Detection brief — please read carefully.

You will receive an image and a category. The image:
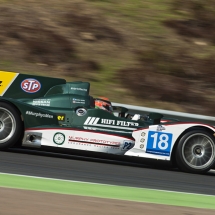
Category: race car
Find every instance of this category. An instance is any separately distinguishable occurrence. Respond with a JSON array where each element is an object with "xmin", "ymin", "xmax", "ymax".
[{"xmin": 0, "ymin": 71, "xmax": 215, "ymax": 174}]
